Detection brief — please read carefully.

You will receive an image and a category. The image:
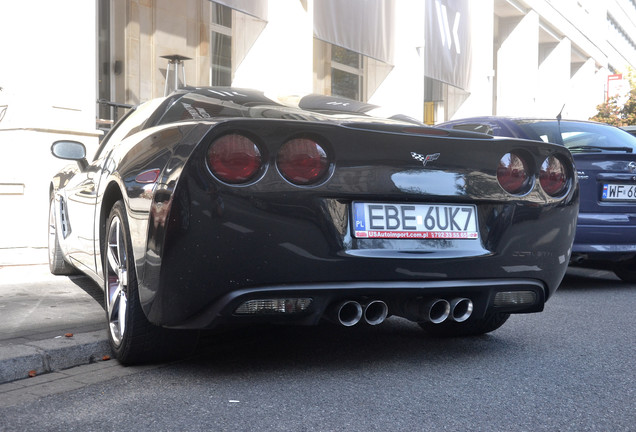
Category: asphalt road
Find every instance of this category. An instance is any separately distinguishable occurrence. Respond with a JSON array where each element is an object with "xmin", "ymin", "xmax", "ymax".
[{"xmin": 1, "ymin": 267, "xmax": 635, "ymax": 431}]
